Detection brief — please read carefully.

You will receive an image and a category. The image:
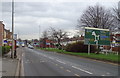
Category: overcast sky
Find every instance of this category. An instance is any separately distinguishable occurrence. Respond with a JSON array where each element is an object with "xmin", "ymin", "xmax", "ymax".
[{"xmin": 1, "ymin": 0, "xmax": 119, "ymax": 40}]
